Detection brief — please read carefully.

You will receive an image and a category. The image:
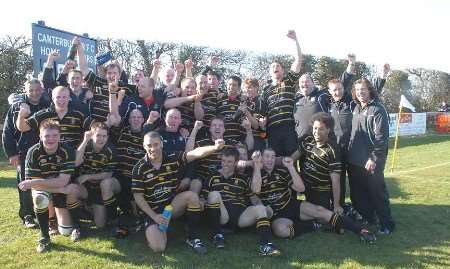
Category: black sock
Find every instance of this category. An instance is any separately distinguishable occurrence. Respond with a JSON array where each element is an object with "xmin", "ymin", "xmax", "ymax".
[
  {"xmin": 185, "ymin": 205, "xmax": 201, "ymax": 239},
  {"xmin": 67, "ymin": 201, "xmax": 82, "ymax": 229},
  {"xmin": 35, "ymin": 207, "xmax": 49, "ymax": 239},
  {"xmin": 103, "ymin": 196, "xmax": 118, "ymax": 222},
  {"xmin": 207, "ymin": 202, "xmax": 221, "ymax": 235},
  {"xmin": 256, "ymin": 217, "xmax": 271, "ymax": 245},
  {"xmin": 329, "ymin": 213, "xmax": 362, "ymax": 234},
  {"xmin": 294, "ymin": 220, "xmax": 316, "ymax": 235}
]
